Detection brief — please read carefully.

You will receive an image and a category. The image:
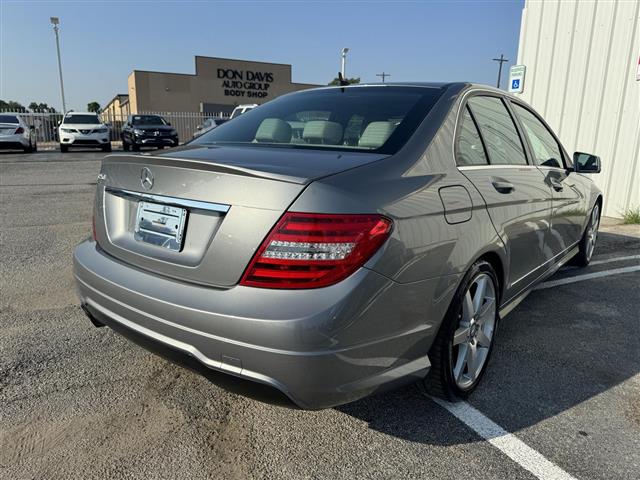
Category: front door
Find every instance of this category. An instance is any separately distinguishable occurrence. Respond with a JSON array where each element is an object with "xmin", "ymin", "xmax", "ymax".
[{"xmin": 510, "ymin": 103, "xmax": 585, "ymax": 254}]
